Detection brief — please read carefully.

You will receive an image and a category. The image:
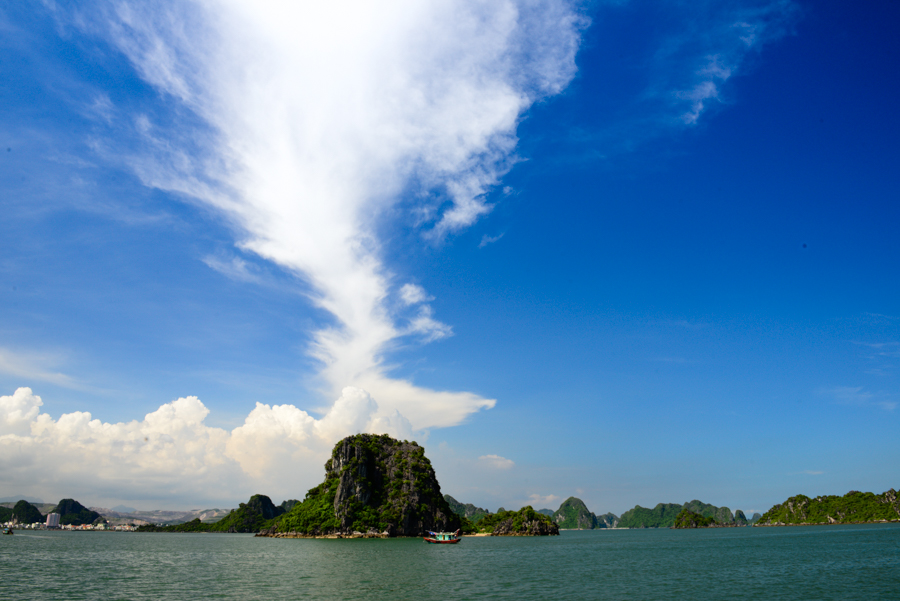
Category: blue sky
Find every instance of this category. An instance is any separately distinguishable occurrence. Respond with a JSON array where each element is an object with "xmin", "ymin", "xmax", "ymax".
[{"xmin": 1, "ymin": 0, "xmax": 898, "ymax": 515}]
